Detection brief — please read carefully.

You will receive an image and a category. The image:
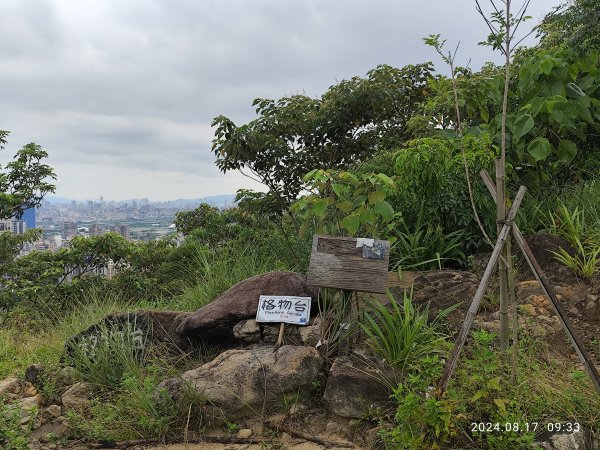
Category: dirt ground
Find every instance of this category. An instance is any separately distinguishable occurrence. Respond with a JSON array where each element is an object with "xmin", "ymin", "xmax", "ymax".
[{"xmin": 142, "ymin": 443, "xmax": 356, "ymax": 450}]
